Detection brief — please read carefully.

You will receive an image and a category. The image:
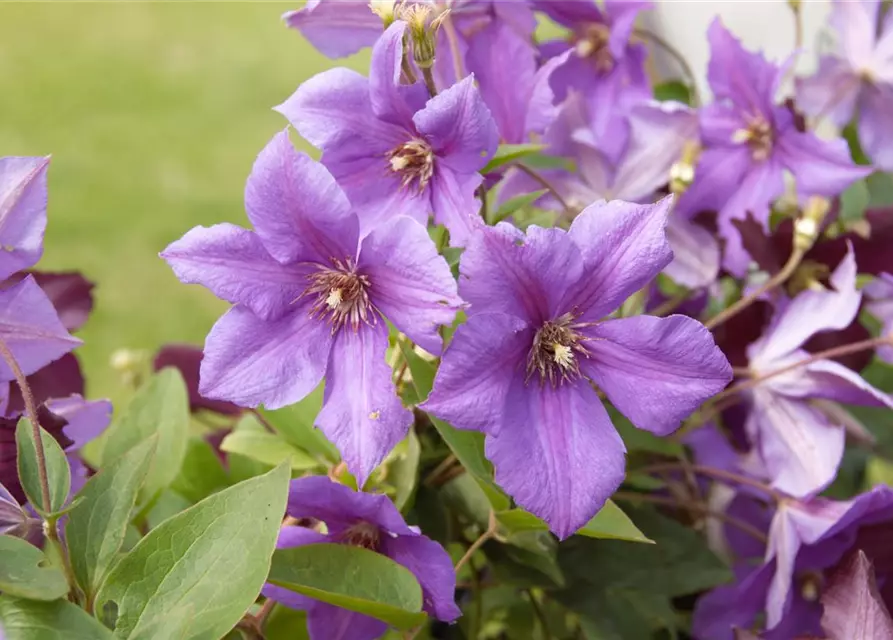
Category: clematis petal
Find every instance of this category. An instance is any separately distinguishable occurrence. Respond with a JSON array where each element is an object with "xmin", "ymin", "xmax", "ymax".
[
  {"xmin": 859, "ymin": 83, "xmax": 893, "ymax": 172},
  {"xmin": 692, "ymin": 562, "xmax": 774, "ymax": 640},
  {"xmin": 0, "ymin": 156, "xmax": 50, "ymax": 281},
  {"xmin": 329, "ymin": 154, "xmax": 431, "ymax": 234},
  {"xmin": 161, "ymin": 224, "xmax": 308, "ymax": 321},
  {"xmin": 795, "ymin": 358, "xmax": 893, "ymax": 408},
  {"xmin": 308, "ymin": 603, "xmax": 388, "ymax": 640},
  {"xmin": 564, "ymin": 196, "xmax": 674, "ymax": 322},
  {"xmin": 531, "ymin": 0, "xmax": 603, "ymax": 29},
  {"xmin": 46, "ymin": 395, "xmax": 112, "ymax": 452},
  {"xmin": 429, "ymin": 168, "xmax": 484, "ymax": 248},
  {"xmin": 604, "ymin": 0, "xmax": 652, "ymax": 59},
  {"xmin": 199, "ymin": 303, "xmax": 332, "ymax": 410},
  {"xmin": 276, "ymin": 68, "xmax": 406, "ymax": 164},
  {"xmin": 459, "ymin": 223, "xmax": 584, "ymax": 325},
  {"xmin": 282, "ymin": 0, "xmax": 382, "ymax": 59},
  {"xmin": 612, "ymin": 101, "xmax": 699, "ymax": 203},
  {"xmin": 775, "ymin": 129, "xmax": 871, "ymax": 198},
  {"xmin": 423, "ymin": 313, "xmax": 531, "ymax": 436},
  {"xmin": 466, "ymin": 20, "xmax": 539, "ymax": 144},
  {"xmin": 675, "ymin": 146, "xmax": 751, "ymax": 218},
  {"xmin": 380, "ymin": 534, "xmax": 462, "ymax": 622},
  {"xmin": 486, "ymin": 376, "xmax": 626, "ymax": 539},
  {"xmin": 706, "ymin": 18, "xmax": 785, "ymax": 116},
  {"xmin": 747, "ymin": 387, "xmax": 845, "ymax": 498},
  {"xmin": 262, "ymin": 525, "xmax": 334, "ymax": 611},
  {"xmin": 316, "ymin": 323, "xmax": 411, "ymax": 487},
  {"xmin": 750, "ymin": 246, "xmax": 860, "ymax": 365},
  {"xmin": 821, "ymin": 550, "xmax": 893, "ymax": 640},
  {"xmin": 580, "ymin": 315, "xmax": 731, "ymax": 436},
  {"xmin": 24, "ymin": 271, "xmax": 94, "ymax": 333},
  {"xmin": 829, "ymin": 0, "xmax": 881, "ymax": 70},
  {"xmin": 0, "ymin": 276, "xmax": 80, "ymax": 381},
  {"xmin": 245, "ymin": 131, "xmax": 359, "ymax": 265},
  {"xmin": 369, "ymin": 21, "xmax": 430, "ymax": 129},
  {"xmin": 283, "ymin": 476, "xmax": 415, "ymax": 537},
  {"xmin": 663, "ymin": 215, "xmax": 721, "ymax": 289},
  {"xmin": 795, "ymin": 57, "xmax": 862, "ymax": 127},
  {"xmin": 359, "ymin": 216, "xmax": 460, "ymax": 355},
  {"xmin": 414, "ymin": 75, "xmax": 498, "ymax": 174}
]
